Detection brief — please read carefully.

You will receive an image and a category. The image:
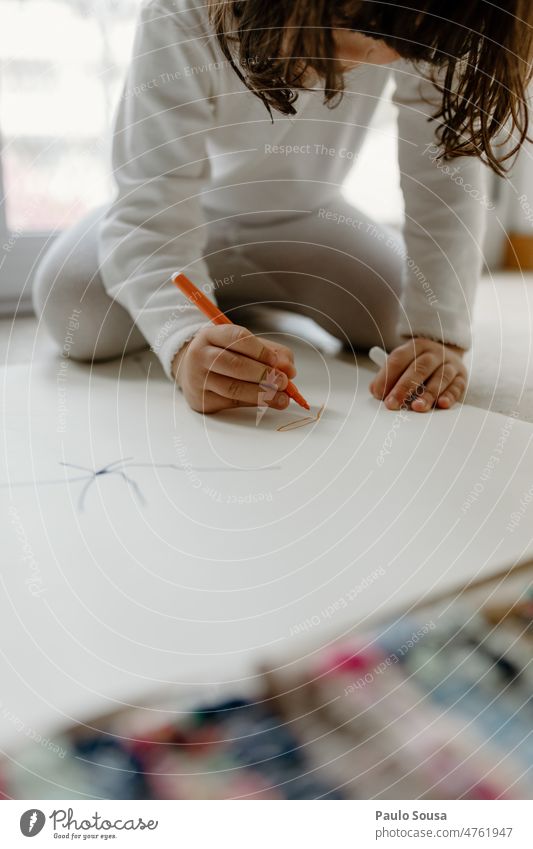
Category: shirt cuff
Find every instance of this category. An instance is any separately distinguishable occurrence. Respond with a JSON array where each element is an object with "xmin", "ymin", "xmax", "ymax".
[{"xmin": 396, "ymin": 308, "xmax": 472, "ymax": 351}]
